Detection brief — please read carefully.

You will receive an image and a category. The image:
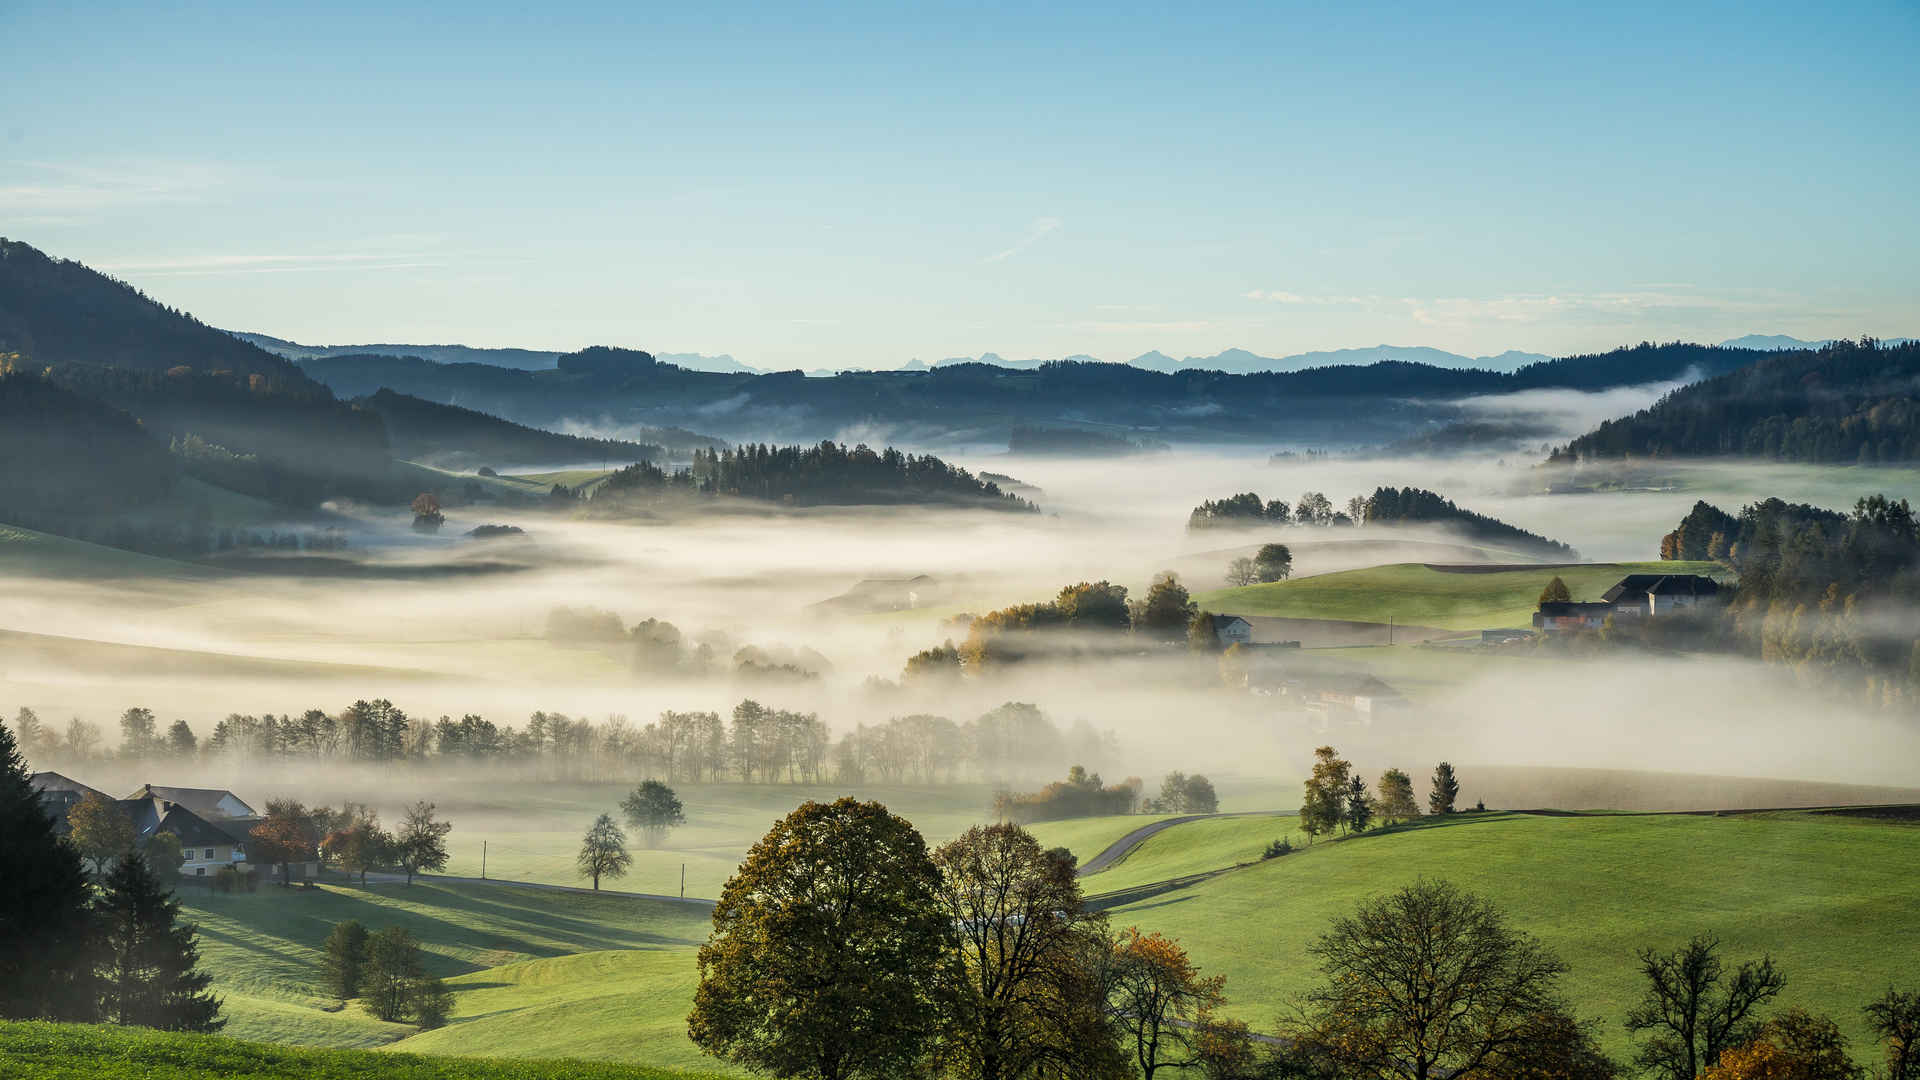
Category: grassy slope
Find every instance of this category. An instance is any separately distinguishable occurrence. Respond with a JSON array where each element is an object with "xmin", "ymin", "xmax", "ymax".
[
  {"xmin": 1110, "ymin": 811, "xmax": 1920, "ymax": 1055},
  {"xmin": 391, "ymin": 950, "xmax": 730, "ymax": 1074},
  {"xmin": 1194, "ymin": 560, "xmax": 1725, "ymax": 630},
  {"xmin": 1024, "ymin": 813, "xmax": 1178, "ymax": 864},
  {"xmin": 1080, "ymin": 813, "xmax": 1299, "ymax": 894},
  {"xmin": 0, "ymin": 522, "xmax": 221, "ymax": 580},
  {"xmin": 0, "ymin": 1020, "xmax": 724, "ymax": 1080},
  {"xmin": 180, "ymin": 881, "xmax": 710, "ymax": 1049}
]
